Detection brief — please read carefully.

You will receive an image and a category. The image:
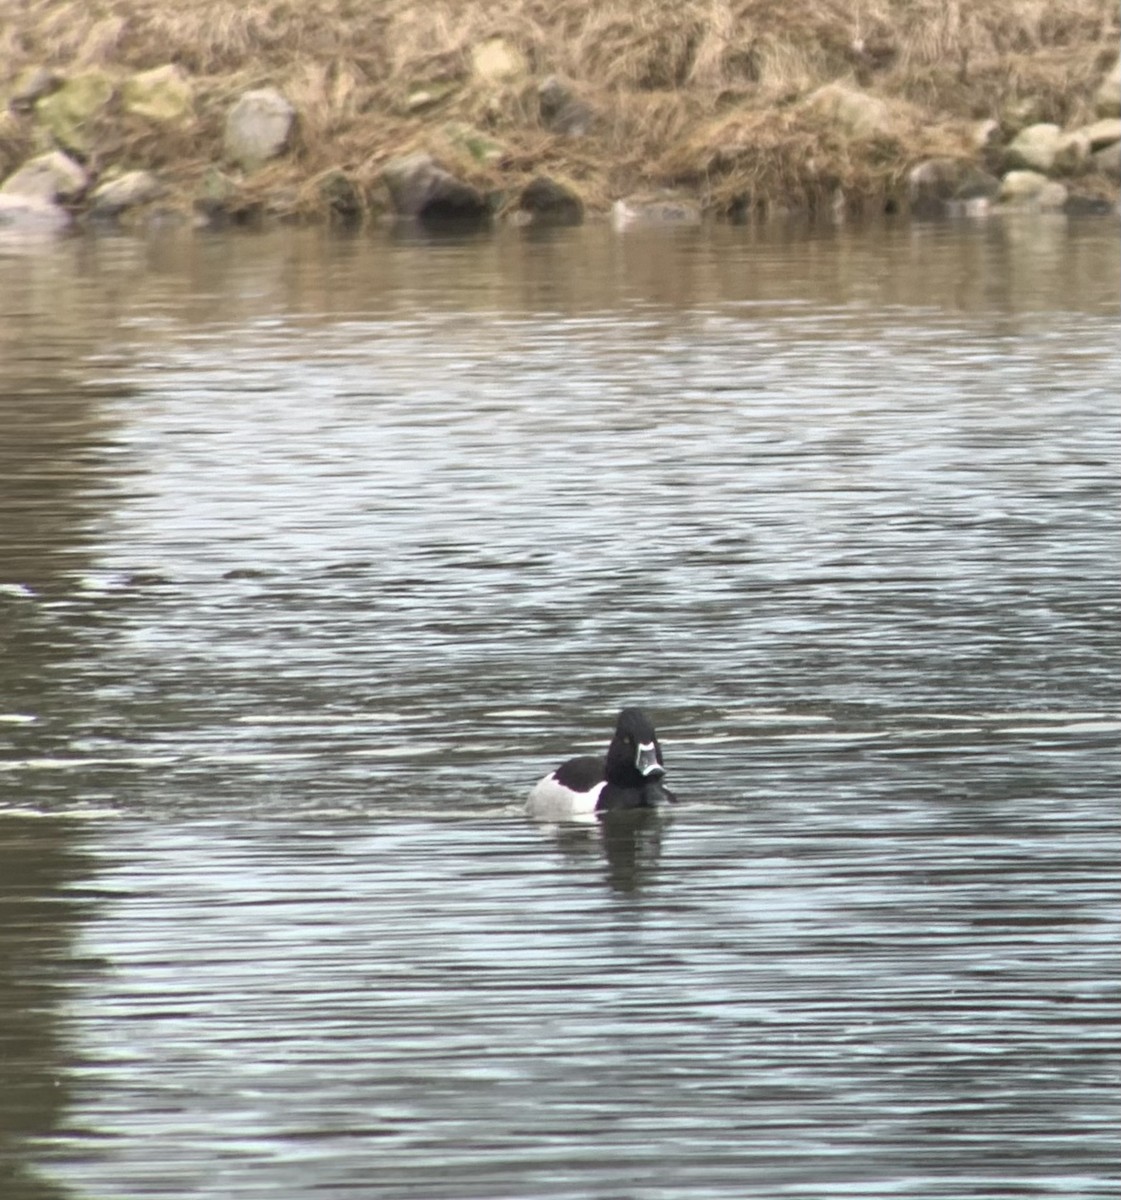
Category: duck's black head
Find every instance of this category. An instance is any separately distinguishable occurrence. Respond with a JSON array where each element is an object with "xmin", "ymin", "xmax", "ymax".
[{"xmin": 605, "ymin": 707, "xmax": 666, "ymax": 788}]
